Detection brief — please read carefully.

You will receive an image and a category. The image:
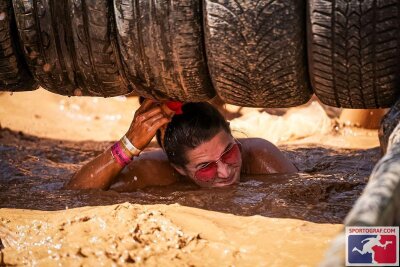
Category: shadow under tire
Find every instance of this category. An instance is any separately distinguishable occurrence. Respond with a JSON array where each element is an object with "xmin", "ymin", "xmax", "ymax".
[
  {"xmin": 308, "ymin": 0, "xmax": 400, "ymax": 108},
  {"xmin": 203, "ymin": 0, "xmax": 311, "ymax": 107},
  {"xmin": 114, "ymin": 0, "xmax": 214, "ymax": 101},
  {"xmin": 0, "ymin": 0, "xmax": 37, "ymax": 92}
]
